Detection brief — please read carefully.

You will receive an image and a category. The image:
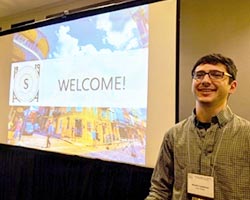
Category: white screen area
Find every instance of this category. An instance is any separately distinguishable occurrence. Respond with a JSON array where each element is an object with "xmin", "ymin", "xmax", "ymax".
[{"xmin": 0, "ymin": 0, "xmax": 176, "ymax": 167}]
